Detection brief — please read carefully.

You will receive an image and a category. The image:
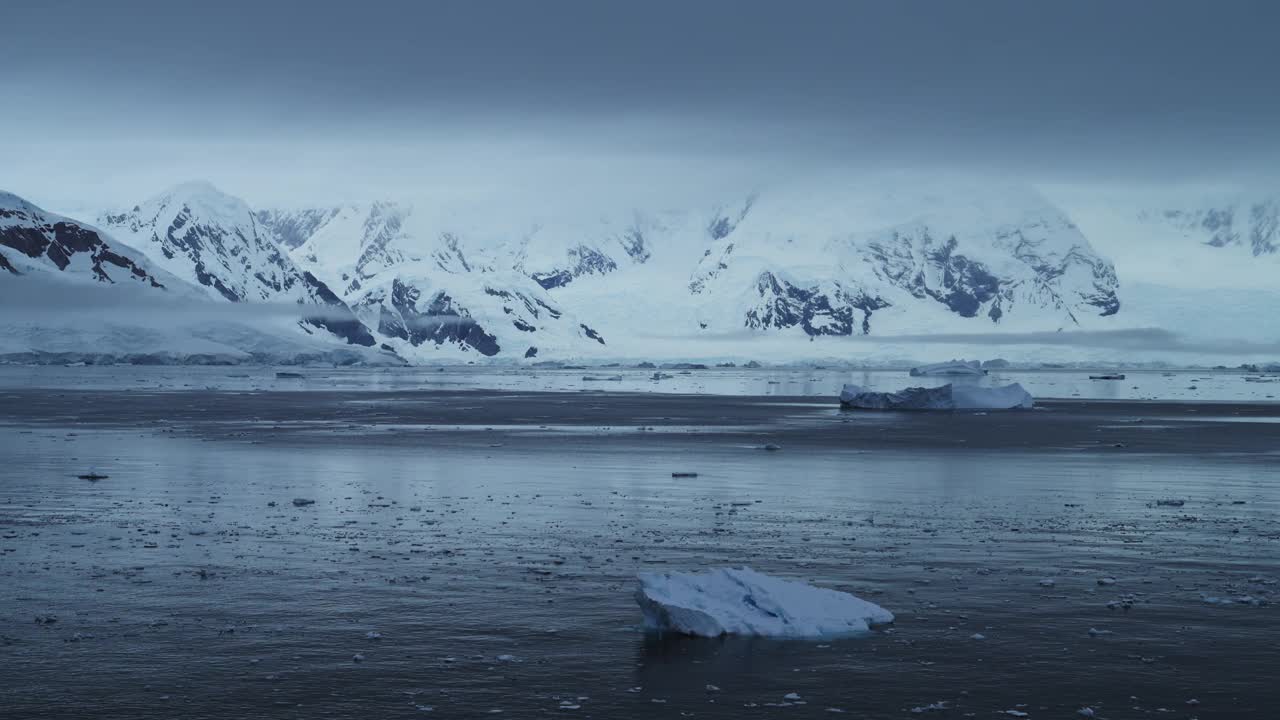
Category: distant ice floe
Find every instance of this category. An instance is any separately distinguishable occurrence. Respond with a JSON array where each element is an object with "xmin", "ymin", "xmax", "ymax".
[
  {"xmin": 635, "ymin": 567, "xmax": 893, "ymax": 638},
  {"xmin": 839, "ymin": 382, "xmax": 1033, "ymax": 410},
  {"xmin": 908, "ymin": 359, "xmax": 988, "ymax": 377}
]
